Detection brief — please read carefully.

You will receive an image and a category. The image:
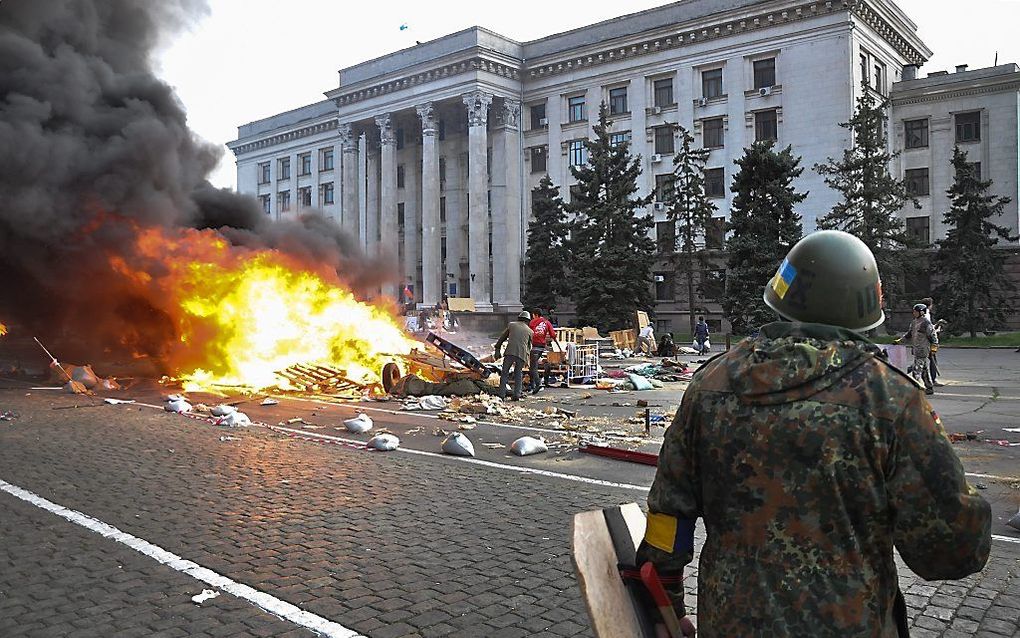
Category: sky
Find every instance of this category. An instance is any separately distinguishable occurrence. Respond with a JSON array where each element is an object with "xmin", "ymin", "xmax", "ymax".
[{"xmin": 155, "ymin": 0, "xmax": 1020, "ymax": 190}]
